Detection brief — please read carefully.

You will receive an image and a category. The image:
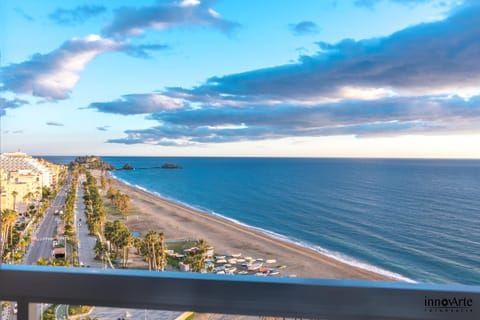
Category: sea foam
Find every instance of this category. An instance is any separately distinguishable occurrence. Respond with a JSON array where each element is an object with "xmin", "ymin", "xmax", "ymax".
[{"xmin": 111, "ymin": 173, "xmax": 416, "ymax": 283}]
